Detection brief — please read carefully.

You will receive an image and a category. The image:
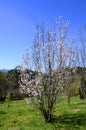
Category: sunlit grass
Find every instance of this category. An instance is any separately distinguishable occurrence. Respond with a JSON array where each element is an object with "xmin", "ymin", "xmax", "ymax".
[{"xmin": 0, "ymin": 96, "xmax": 86, "ymax": 130}]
